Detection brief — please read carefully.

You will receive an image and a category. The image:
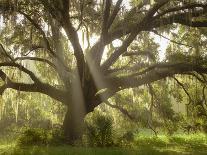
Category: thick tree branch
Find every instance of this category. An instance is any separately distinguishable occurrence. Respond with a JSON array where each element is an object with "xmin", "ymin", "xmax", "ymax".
[
  {"xmin": 106, "ymin": 0, "xmax": 123, "ymax": 30},
  {"xmin": 14, "ymin": 57, "xmax": 57, "ymax": 70},
  {"xmin": 152, "ymin": 7, "xmax": 207, "ymax": 28},
  {"xmin": 101, "ymin": 26, "xmax": 143, "ymax": 71},
  {"xmin": 90, "ymin": 0, "xmax": 112, "ymax": 66},
  {"xmin": 61, "ymin": 0, "xmax": 69, "ymax": 16},
  {"xmin": 17, "ymin": 10, "xmax": 70, "ymax": 73},
  {"xmin": 18, "ymin": 11, "xmax": 56, "ymax": 57},
  {"xmin": 105, "ymin": 4, "xmax": 207, "ymax": 47},
  {"xmin": 0, "ymin": 62, "xmax": 40, "ymax": 83},
  {"xmin": 105, "ymin": 100, "xmax": 135, "ymax": 120},
  {"xmin": 151, "ymin": 30, "xmax": 193, "ymax": 48},
  {"xmin": 123, "ymin": 50, "xmax": 156, "ymax": 61},
  {"xmin": 0, "ymin": 43, "xmax": 14, "ymax": 61},
  {"xmin": 101, "ymin": 1, "xmax": 169, "ymax": 71},
  {"xmin": 107, "ymin": 62, "xmax": 150, "ymax": 74},
  {"xmin": 40, "ymin": 0, "xmax": 85, "ymax": 83},
  {"xmin": 102, "ymin": 0, "xmax": 112, "ymax": 36},
  {"xmin": 76, "ymin": 0, "xmax": 85, "ymax": 31},
  {"xmin": 0, "ymin": 69, "xmax": 68, "ymax": 103},
  {"xmin": 185, "ymin": 72, "xmax": 206, "ymax": 84},
  {"xmin": 107, "ymin": 62, "xmax": 207, "ymax": 90},
  {"xmin": 155, "ymin": 3, "xmax": 207, "ymax": 19},
  {"xmin": 61, "ymin": 18, "xmax": 85, "ymax": 83}
]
